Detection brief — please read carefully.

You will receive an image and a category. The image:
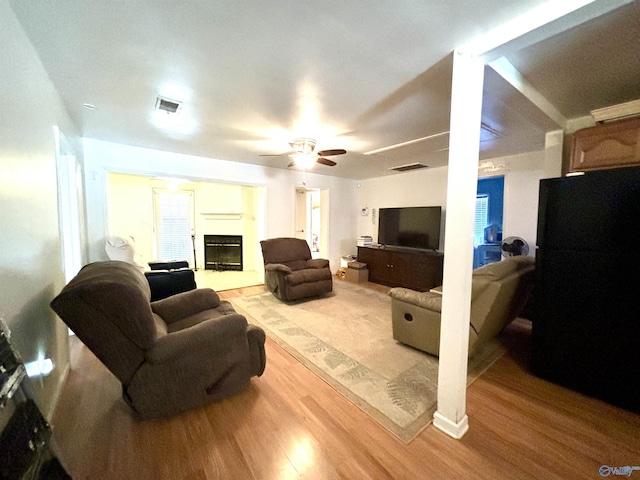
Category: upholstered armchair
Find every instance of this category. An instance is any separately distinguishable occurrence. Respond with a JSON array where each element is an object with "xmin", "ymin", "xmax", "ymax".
[
  {"xmin": 389, "ymin": 256, "xmax": 535, "ymax": 357},
  {"xmin": 105, "ymin": 235, "xmax": 196, "ymax": 300},
  {"xmin": 144, "ymin": 264, "xmax": 197, "ymax": 301},
  {"xmin": 50, "ymin": 261, "xmax": 266, "ymax": 419},
  {"xmin": 260, "ymin": 237, "xmax": 333, "ymax": 302}
]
